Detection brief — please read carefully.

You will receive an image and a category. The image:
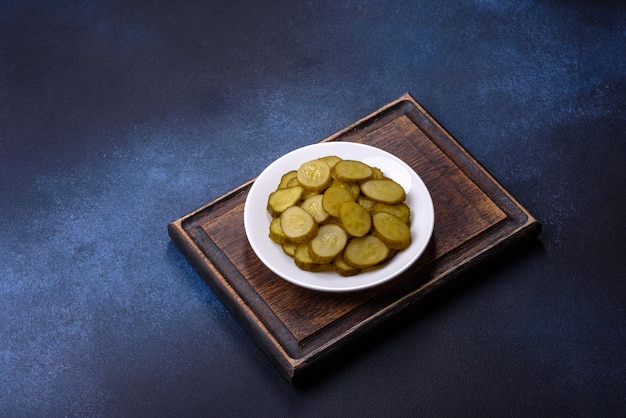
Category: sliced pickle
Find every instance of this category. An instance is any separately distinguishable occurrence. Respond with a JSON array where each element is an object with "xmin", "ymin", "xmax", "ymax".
[
  {"xmin": 267, "ymin": 185, "xmax": 304, "ymax": 217},
  {"xmin": 334, "ymin": 253, "xmax": 361, "ymax": 277},
  {"xmin": 280, "ymin": 206, "xmax": 318, "ymax": 243},
  {"xmin": 372, "ymin": 212, "xmax": 411, "ymax": 250},
  {"xmin": 360, "ymin": 179, "xmax": 405, "ymax": 204},
  {"xmin": 339, "ymin": 201, "xmax": 372, "ymax": 237},
  {"xmin": 300, "ymin": 194, "xmax": 330, "ymax": 224},
  {"xmin": 269, "ymin": 217, "xmax": 289, "ymax": 244},
  {"xmin": 297, "ymin": 159, "xmax": 331, "ymax": 192},
  {"xmin": 294, "ymin": 243, "xmax": 319, "ymax": 271},
  {"xmin": 308, "ymin": 224, "xmax": 348, "ymax": 264},
  {"xmin": 322, "ymin": 186, "xmax": 355, "ymax": 217},
  {"xmin": 332, "ymin": 160, "xmax": 373, "ymax": 182},
  {"xmin": 343, "ymin": 235, "xmax": 390, "ymax": 268},
  {"xmin": 373, "ymin": 202, "xmax": 411, "ymax": 224},
  {"xmin": 277, "ymin": 170, "xmax": 298, "ymax": 189}
]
